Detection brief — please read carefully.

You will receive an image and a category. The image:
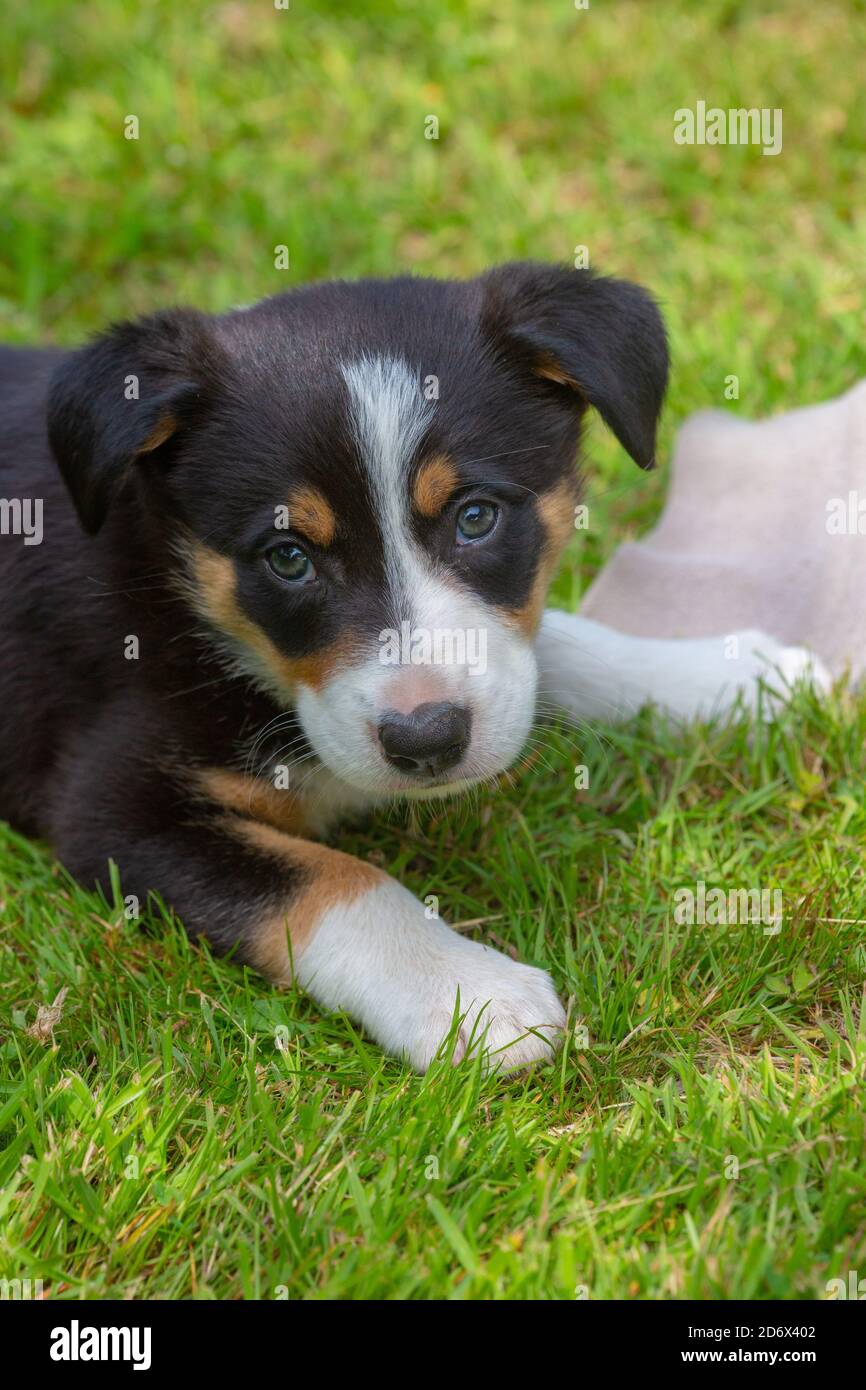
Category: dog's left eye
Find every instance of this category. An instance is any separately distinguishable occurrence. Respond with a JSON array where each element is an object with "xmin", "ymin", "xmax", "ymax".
[
  {"xmin": 456, "ymin": 500, "xmax": 499, "ymax": 544},
  {"xmin": 267, "ymin": 543, "xmax": 316, "ymax": 584}
]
